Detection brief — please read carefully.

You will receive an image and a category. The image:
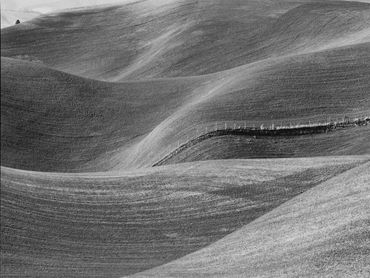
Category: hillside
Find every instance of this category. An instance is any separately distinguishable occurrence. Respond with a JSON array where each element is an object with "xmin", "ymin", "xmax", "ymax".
[
  {"xmin": 1, "ymin": 57, "xmax": 206, "ymax": 171},
  {"xmin": 1, "ymin": 156, "xmax": 367, "ymax": 278},
  {"xmin": 1, "ymin": 39, "xmax": 370, "ymax": 172},
  {"xmin": 128, "ymin": 42, "xmax": 370, "ymax": 169},
  {"xmin": 2, "ymin": 39, "xmax": 370, "ymax": 171},
  {"xmin": 130, "ymin": 161, "xmax": 370, "ymax": 278},
  {"xmin": 2, "ymin": 1, "xmax": 369, "ymax": 80},
  {"xmin": 1, "ymin": 0, "xmax": 370, "ymax": 277},
  {"xmin": 1, "ymin": 0, "xmax": 136, "ymax": 28}
]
